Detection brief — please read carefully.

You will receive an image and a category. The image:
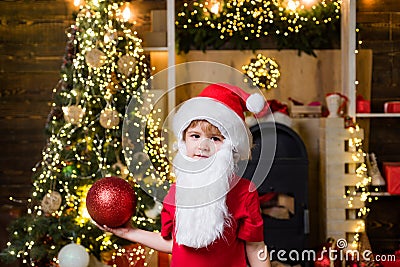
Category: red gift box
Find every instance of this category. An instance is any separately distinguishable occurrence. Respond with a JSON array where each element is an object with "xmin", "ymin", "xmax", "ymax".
[
  {"xmin": 383, "ymin": 162, "xmax": 400, "ymax": 195},
  {"xmin": 356, "ymin": 99, "xmax": 371, "ymax": 113},
  {"xmin": 356, "ymin": 95, "xmax": 371, "ymax": 113},
  {"xmin": 384, "ymin": 101, "xmax": 400, "ymax": 113}
]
